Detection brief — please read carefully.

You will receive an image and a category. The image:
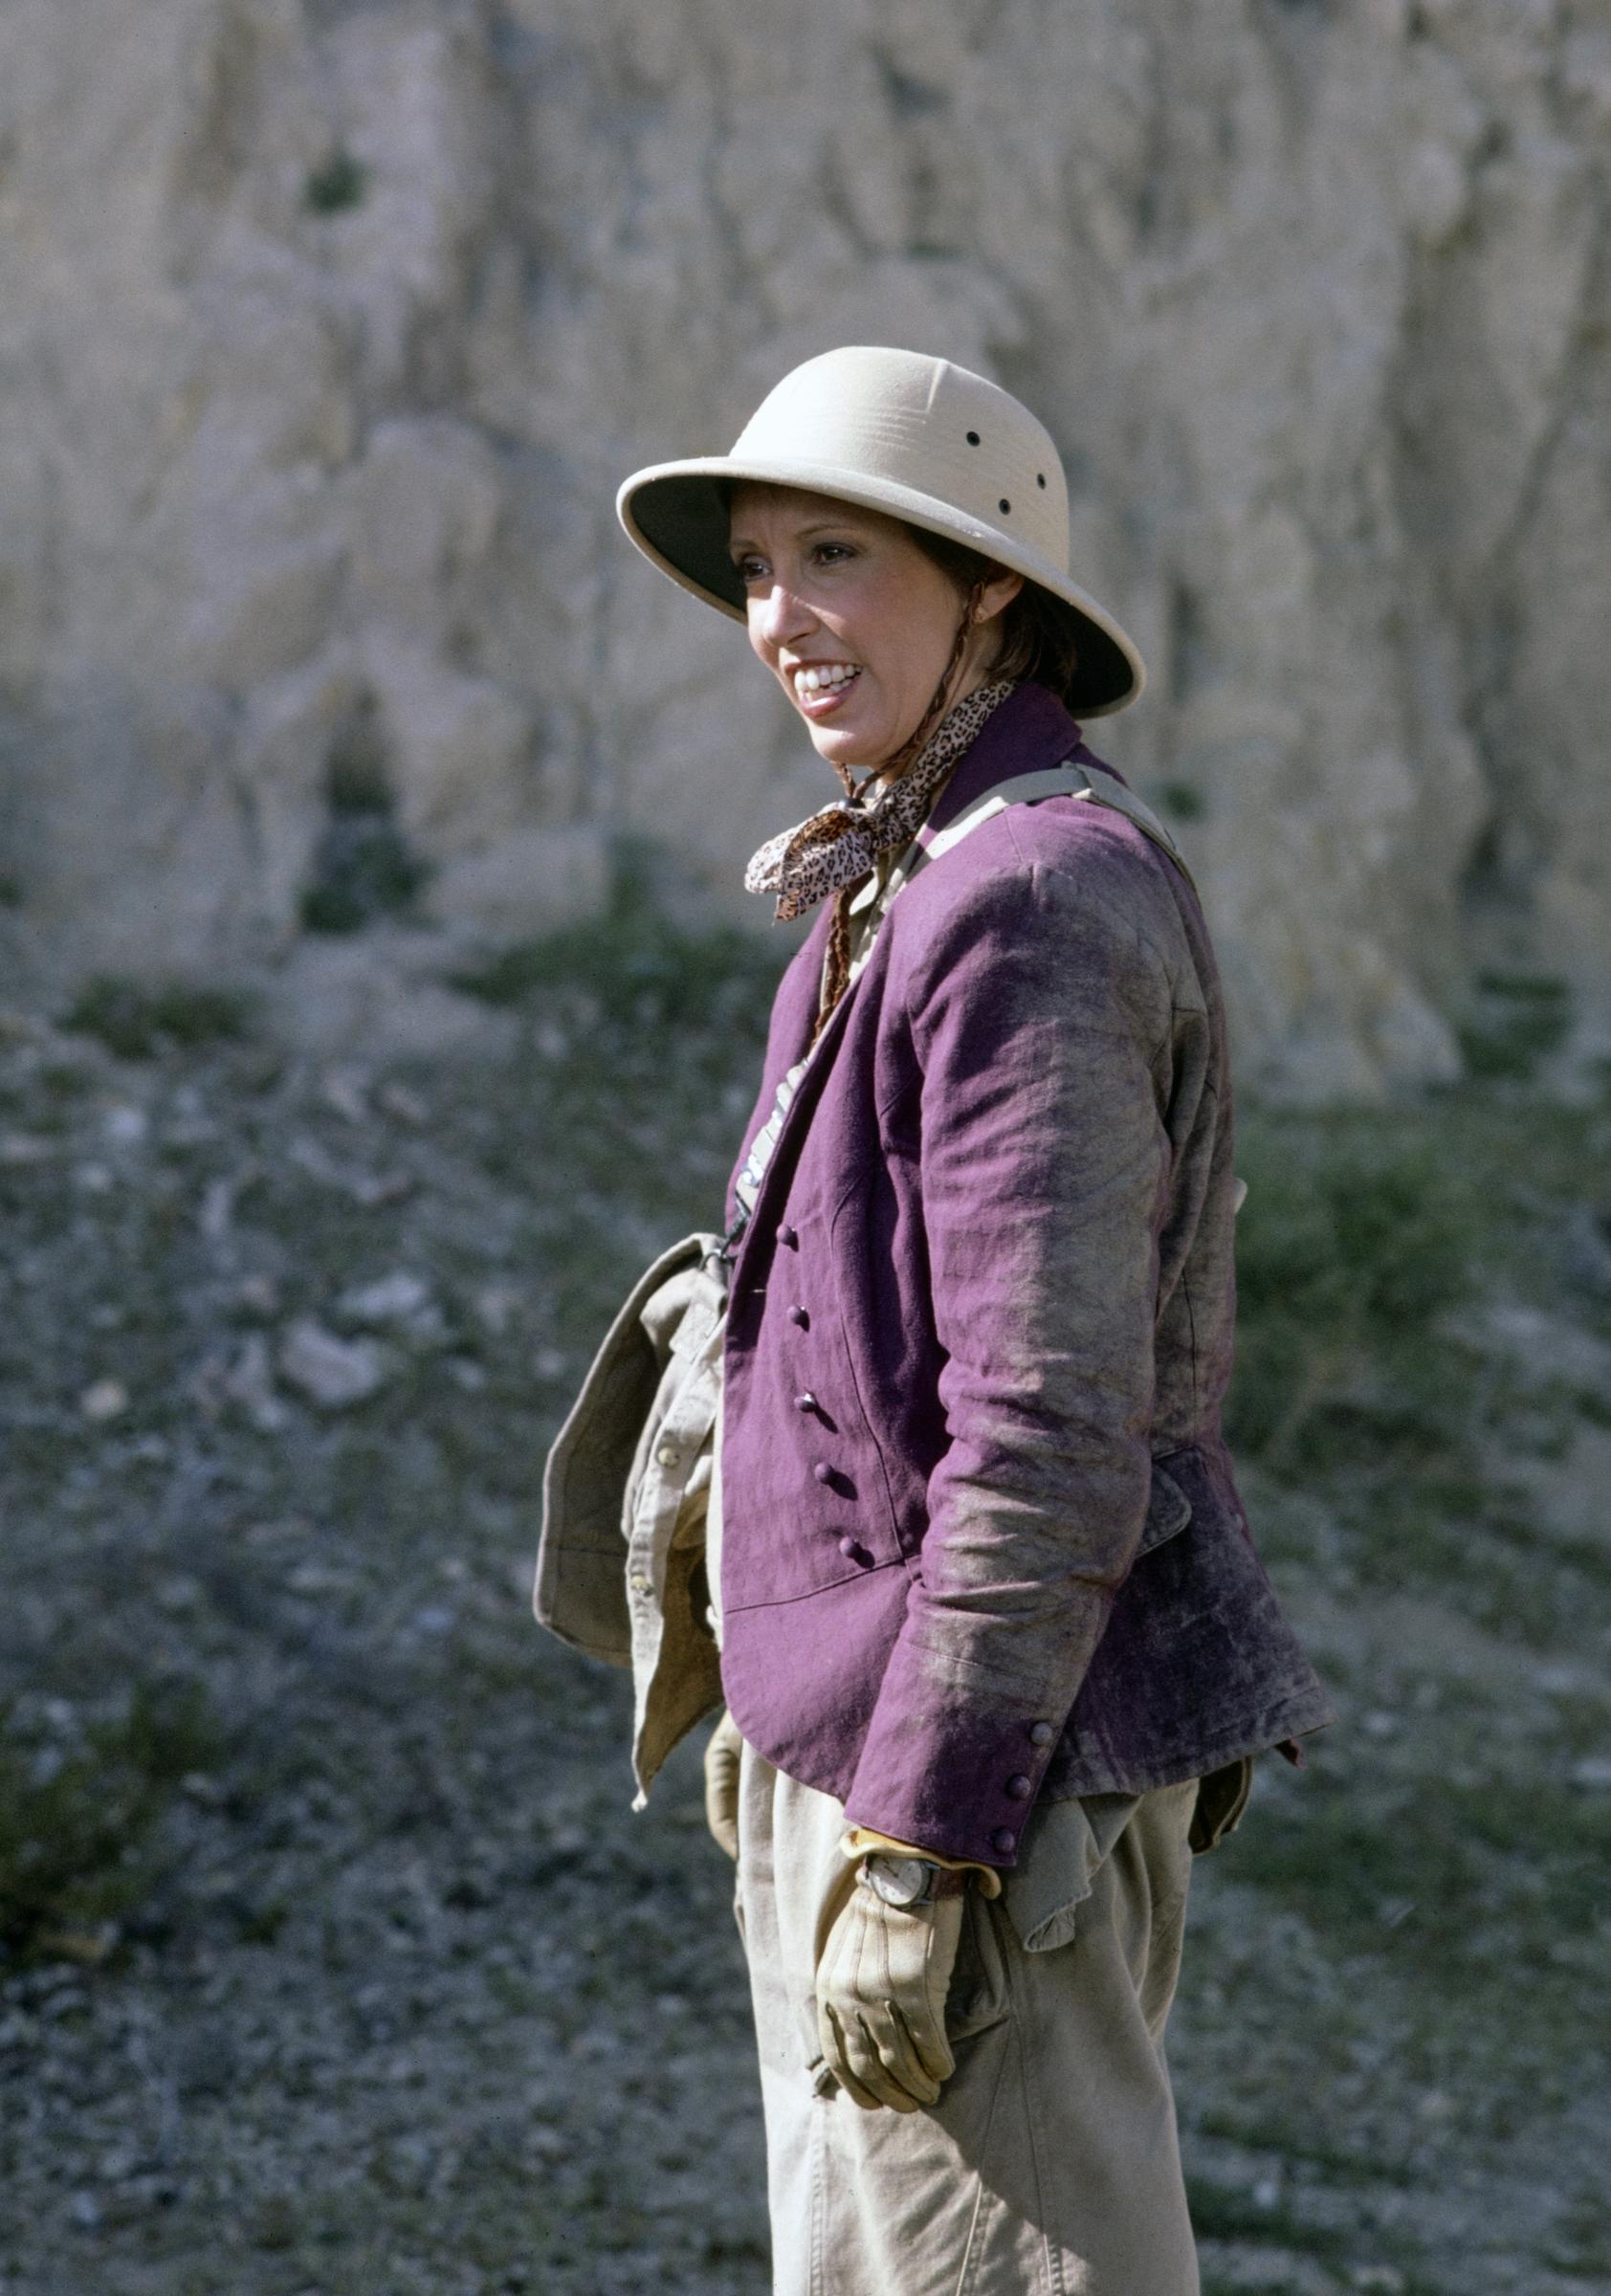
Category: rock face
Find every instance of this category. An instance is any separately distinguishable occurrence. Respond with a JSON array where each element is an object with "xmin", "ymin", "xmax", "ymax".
[{"xmin": 0, "ymin": 0, "xmax": 1605, "ymax": 1093}]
